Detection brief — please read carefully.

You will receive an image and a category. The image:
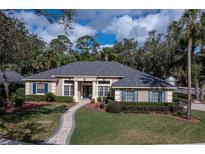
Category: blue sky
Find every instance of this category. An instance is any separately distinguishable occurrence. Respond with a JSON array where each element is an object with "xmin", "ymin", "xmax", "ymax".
[{"xmin": 10, "ymin": 9, "xmax": 184, "ymax": 47}]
